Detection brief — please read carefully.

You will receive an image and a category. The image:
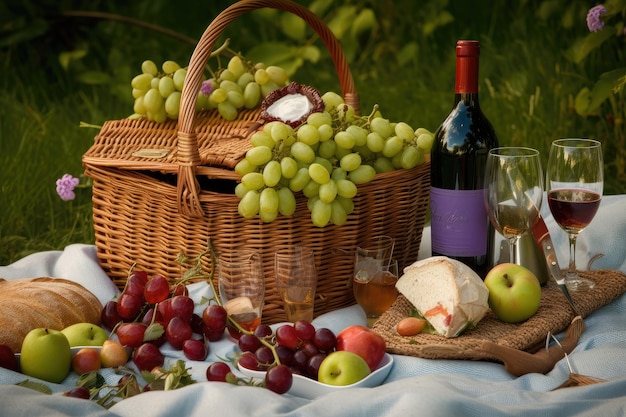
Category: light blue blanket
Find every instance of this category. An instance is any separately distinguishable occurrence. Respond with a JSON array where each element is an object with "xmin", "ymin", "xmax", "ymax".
[{"xmin": 1, "ymin": 194, "xmax": 625, "ymax": 417}]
